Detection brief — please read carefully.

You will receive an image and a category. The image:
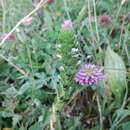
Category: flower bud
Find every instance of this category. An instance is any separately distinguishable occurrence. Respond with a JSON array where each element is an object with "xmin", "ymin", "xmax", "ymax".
[
  {"xmin": 59, "ymin": 66, "xmax": 64, "ymax": 71},
  {"xmin": 62, "ymin": 20, "xmax": 73, "ymax": 30},
  {"xmin": 53, "ymin": 53, "xmax": 62, "ymax": 59},
  {"xmin": 22, "ymin": 16, "xmax": 33, "ymax": 26},
  {"xmin": 0, "ymin": 33, "xmax": 16, "ymax": 41},
  {"xmin": 100, "ymin": 15, "xmax": 112, "ymax": 26},
  {"xmin": 47, "ymin": 0, "xmax": 54, "ymax": 4}
]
